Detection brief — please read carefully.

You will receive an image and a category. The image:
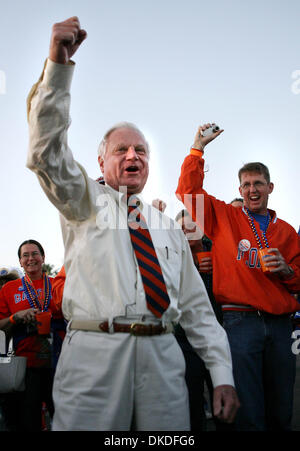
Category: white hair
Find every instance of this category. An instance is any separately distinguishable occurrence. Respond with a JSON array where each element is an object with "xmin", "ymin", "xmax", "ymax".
[{"xmin": 97, "ymin": 122, "xmax": 150, "ymax": 158}]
